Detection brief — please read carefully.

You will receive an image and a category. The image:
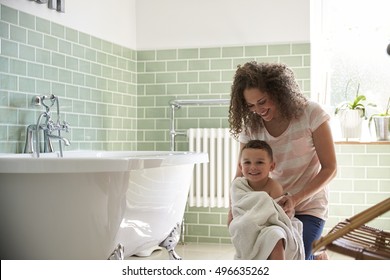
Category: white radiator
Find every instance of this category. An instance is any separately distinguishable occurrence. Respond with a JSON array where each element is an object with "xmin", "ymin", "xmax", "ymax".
[{"xmin": 187, "ymin": 128, "xmax": 239, "ymax": 208}]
